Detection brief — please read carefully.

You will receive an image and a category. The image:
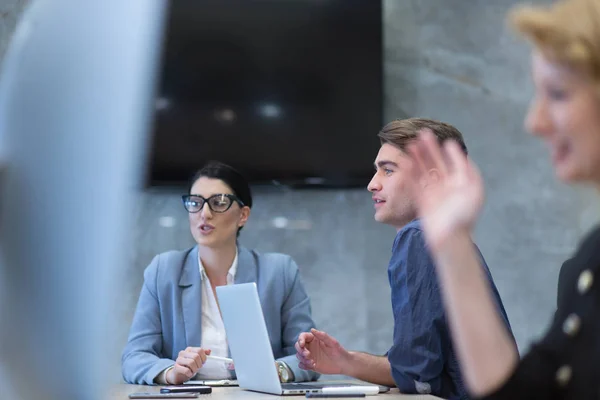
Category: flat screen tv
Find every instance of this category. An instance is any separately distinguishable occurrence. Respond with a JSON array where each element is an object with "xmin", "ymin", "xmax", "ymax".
[{"xmin": 148, "ymin": 0, "xmax": 383, "ymax": 188}]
